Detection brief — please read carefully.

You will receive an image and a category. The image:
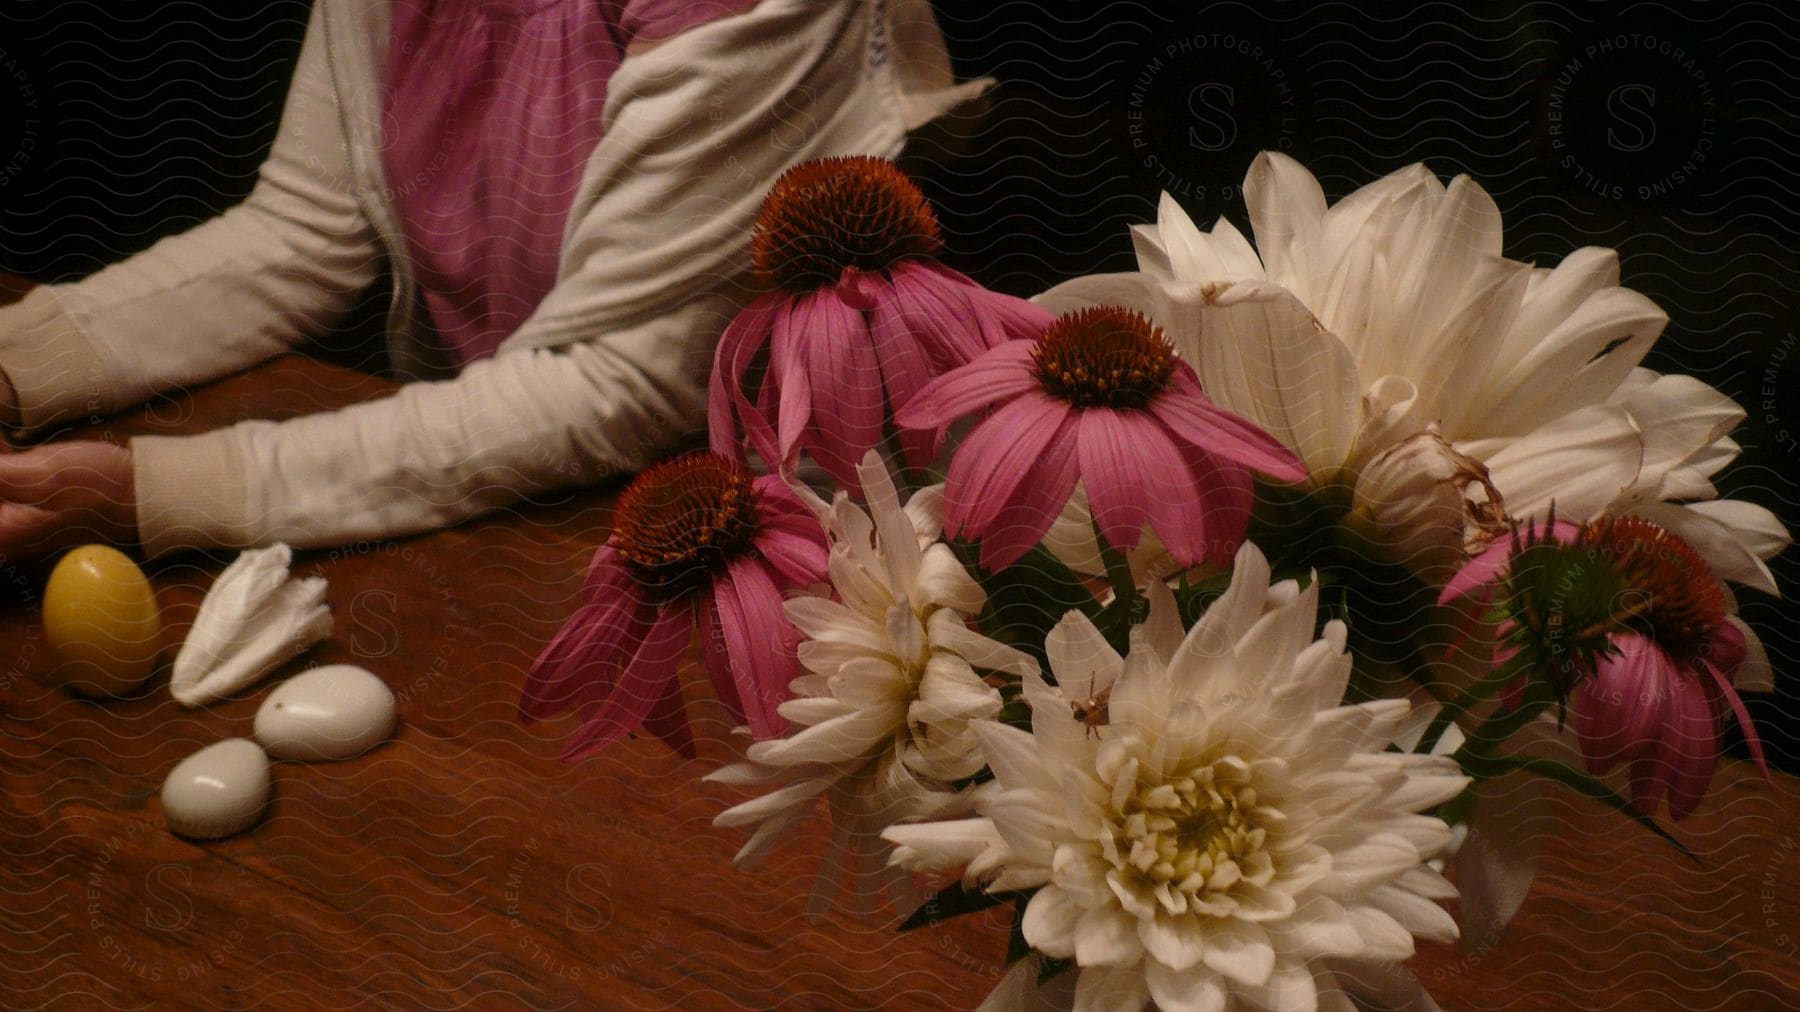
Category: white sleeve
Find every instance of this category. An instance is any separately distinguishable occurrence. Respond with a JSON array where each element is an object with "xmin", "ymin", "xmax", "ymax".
[
  {"xmin": 130, "ymin": 0, "xmax": 918, "ymax": 556},
  {"xmin": 0, "ymin": 3, "xmax": 381, "ymax": 435}
]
